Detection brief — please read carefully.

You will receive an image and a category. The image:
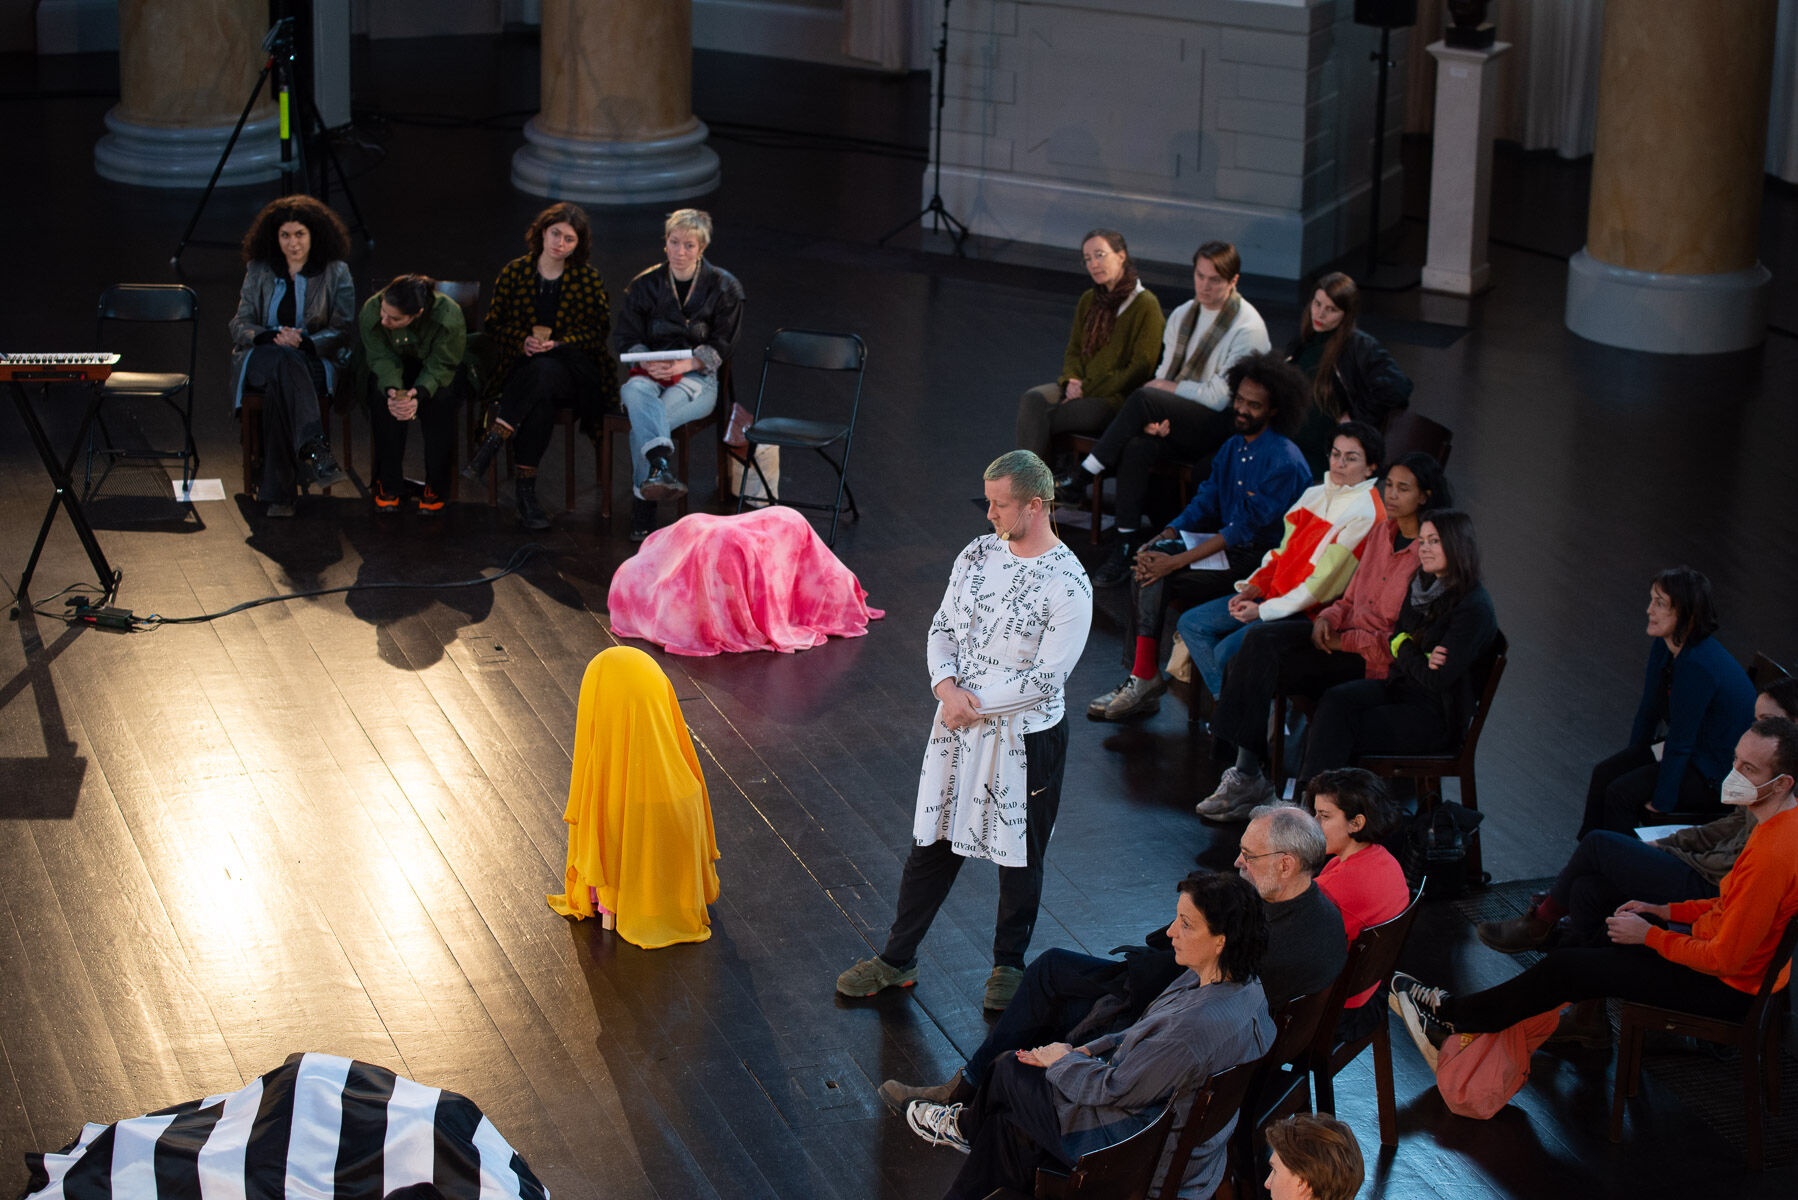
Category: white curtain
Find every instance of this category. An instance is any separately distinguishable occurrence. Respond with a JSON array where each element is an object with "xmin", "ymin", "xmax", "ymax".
[{"xmin": 1404, "ymin": 0, "xmax": 1798, "ymax": 182}]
